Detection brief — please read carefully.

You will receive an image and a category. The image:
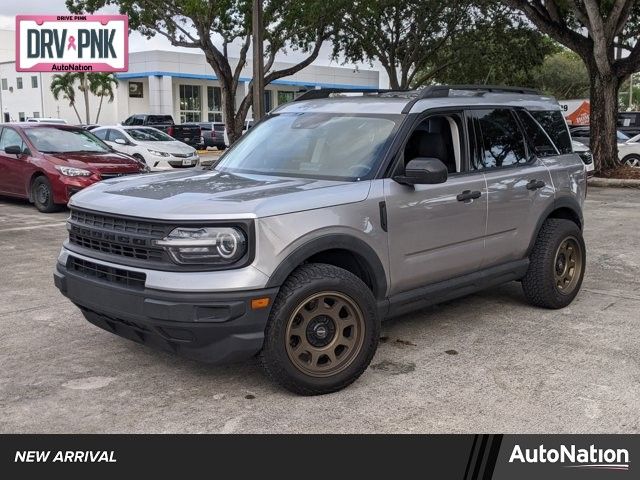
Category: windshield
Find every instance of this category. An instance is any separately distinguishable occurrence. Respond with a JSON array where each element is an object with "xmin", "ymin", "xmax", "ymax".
[
  {"xmin": 216, "ymin": 113, "xmax": 400, "ymax": 181},
  {"xmin": 25, "ymin": 127, "xmax": 110, "ymax": 153},
  {"xmin": 617, "ymin": 130, "xmax": 630, "ymax": 141},
  {"xmin": 127, "ymin": 128, "xmax": 175, "ymax": 142}
]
